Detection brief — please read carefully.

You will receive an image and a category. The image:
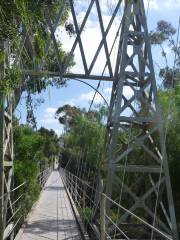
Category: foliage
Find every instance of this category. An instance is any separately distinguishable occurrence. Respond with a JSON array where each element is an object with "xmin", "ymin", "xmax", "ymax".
[
  {"xmin": 38, "ymin": 127, "xmax": 60, "ymax": 163},
  {"xmin": 14, "ymin": 123, "xmax": 60, "ymax": 219},
  {"xmin": 0, "ymin": 1, "xmax": 75, "ymax": 127},
  {"xmin": 57, "ymin": 105, "xmax": 105, "ymax": 174},
  {"xmin": 79, "ymin": 207, "xmax": 93, "ymax": 222},
  {"xmin": 158, "ymin": 87, "xmax": 180, "ymax": 226},
  {"xmin": 0, "ymin": 67, "xmax": 22, "ymax": 93},
  {"xmin": 150, "ymin": 20, "xmax": 180, "ymax": 228},
  {"xmin": 55, "ymin": 104, "xmax": 107, "ymax": 129},
  {"xmin": 14, "ymin": 124, "xmax": 43, "ymax": 218},
  {"xmin": 0, "ymin": 1, "xmax": 75, "ymax": 95},
  {"xmin": 150, "ymin": 20, "xmax": 180, "ymax": 88},
  {"xmin": 150, "ymin": 20, "xmax": 176, "ymax": 45}
]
